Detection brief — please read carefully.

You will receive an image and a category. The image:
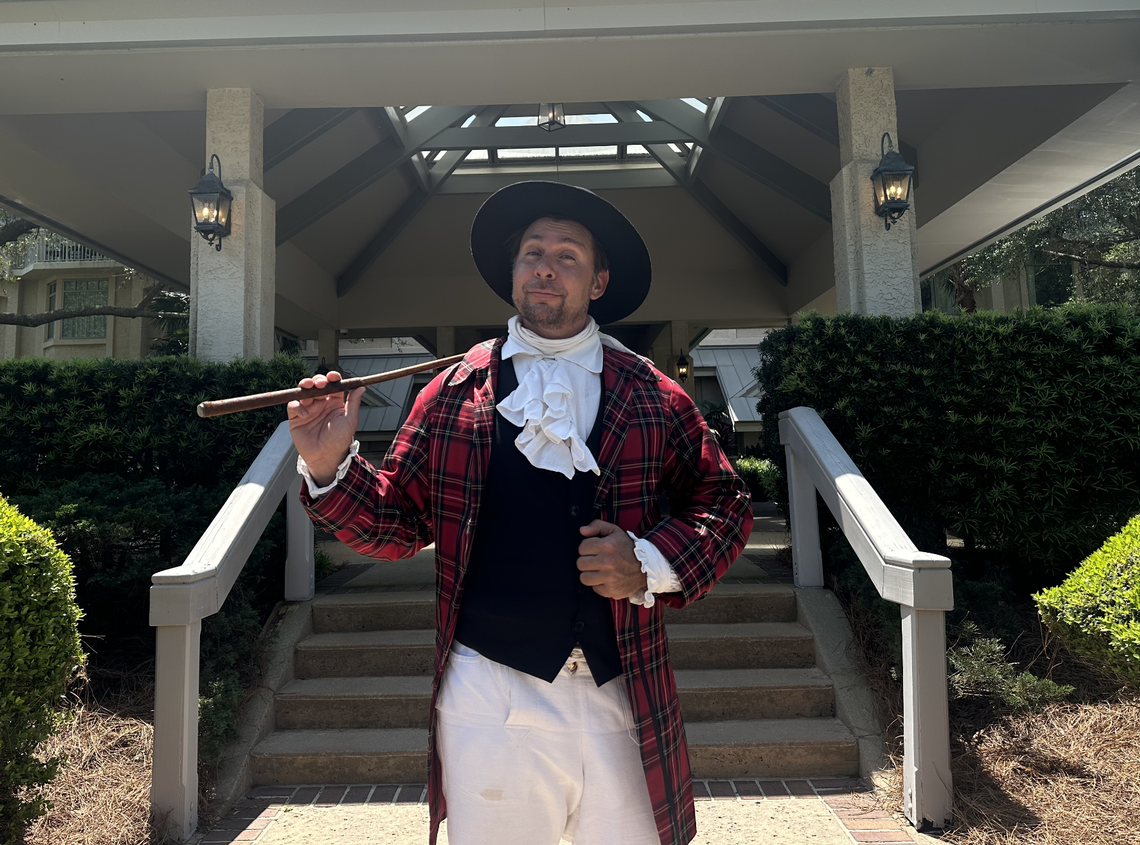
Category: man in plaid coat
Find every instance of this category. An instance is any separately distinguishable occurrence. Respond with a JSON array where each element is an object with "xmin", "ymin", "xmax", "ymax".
[{"xmin": 289, "ymin": 182, "xmax": 752, "ymax": 845}]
